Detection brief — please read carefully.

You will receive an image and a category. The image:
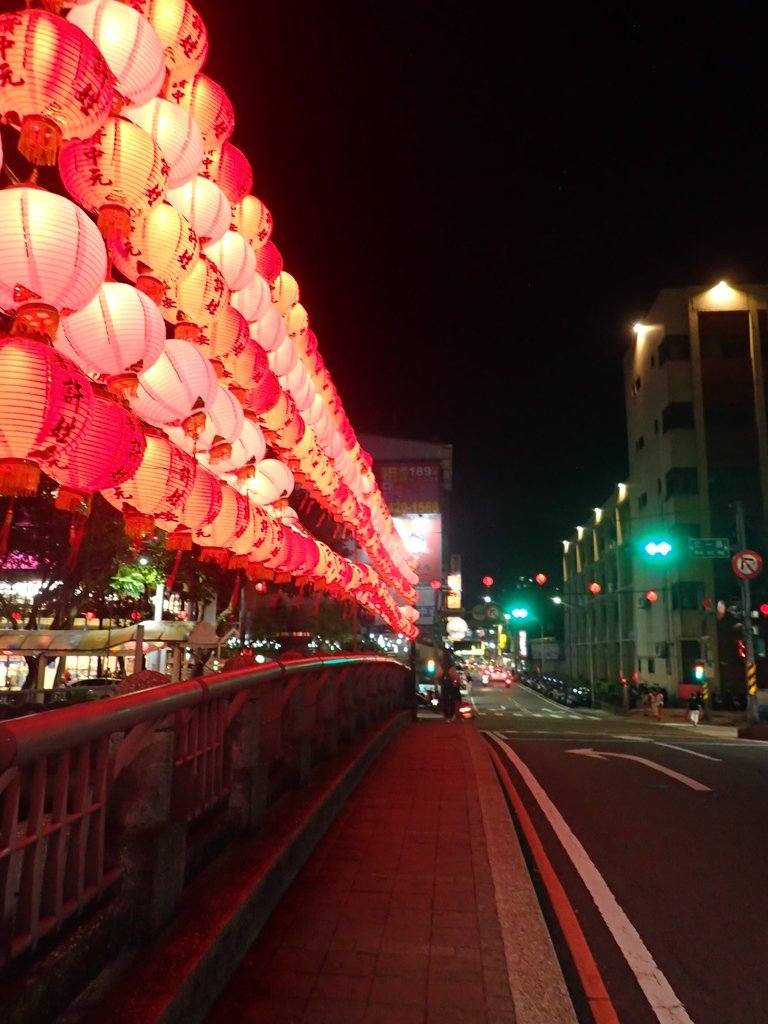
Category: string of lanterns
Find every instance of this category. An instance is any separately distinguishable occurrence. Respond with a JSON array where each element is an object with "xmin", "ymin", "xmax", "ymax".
[{"xmin": 0, "ymin": 0, "xmax": 419, "ymax": 637}]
